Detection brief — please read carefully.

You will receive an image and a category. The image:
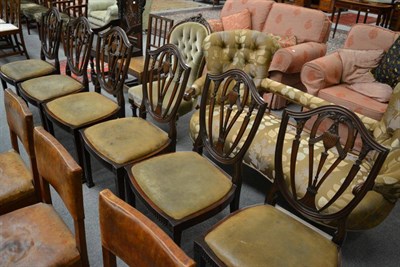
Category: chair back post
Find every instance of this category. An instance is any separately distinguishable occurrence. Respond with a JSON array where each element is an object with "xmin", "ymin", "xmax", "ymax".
[
  {"xmin": 273, "ymin": 105, "xmax": 389, "ymax": 245},
  {"xmin": 146, "ymin": 14, "xmax": 174, "ymax": 52},
  {"xmin": 95, "ymin": 26, "xmax": 133, "ymax": 117},
  {"xmin": 33, "ymin": 126, "xmax": 88, "ymax": 266},
  {"xmin": 142, "ymin": 43, "xmax": 191, "ymax": 146},
  {"xmin": 64, "ymin": 16, "xmax": 94, "ymax": 91},
  {"xmin": 40, "ymin": 7, "xmax": 63, "ymax": 73},
  {"xmin": 4, "ymin": 89, "xmax": 41, "ymax": 200},
  {"xmin": 198, "ymin": 69, "xmax": 267, "ymax": 208}
]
